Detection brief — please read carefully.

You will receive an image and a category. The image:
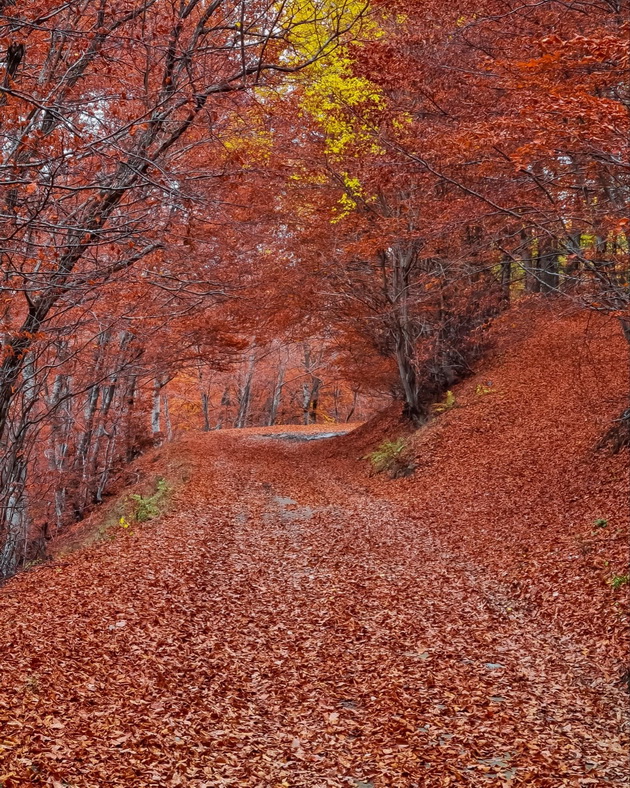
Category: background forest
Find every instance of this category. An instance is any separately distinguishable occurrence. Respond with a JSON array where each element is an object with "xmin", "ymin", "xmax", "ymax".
[{"xmin": 1, "ymin": 0, "xmax": 628, "ymax": 577}]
